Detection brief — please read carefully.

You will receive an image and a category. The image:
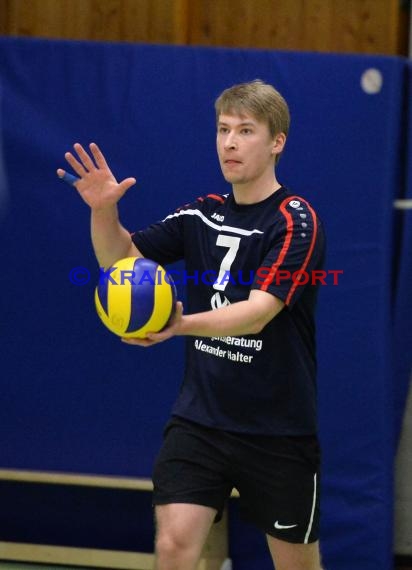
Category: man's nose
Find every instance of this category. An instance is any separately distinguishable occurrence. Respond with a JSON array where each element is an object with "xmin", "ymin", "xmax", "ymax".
[{"xmin": 224, "ymin": 132, "xmax": 237, "ymax": 149}]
